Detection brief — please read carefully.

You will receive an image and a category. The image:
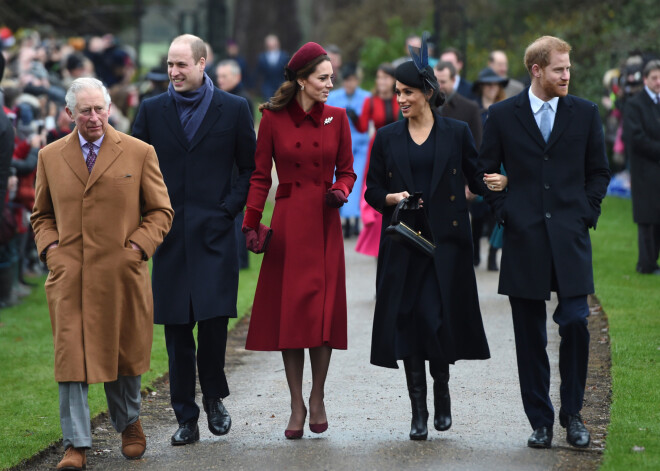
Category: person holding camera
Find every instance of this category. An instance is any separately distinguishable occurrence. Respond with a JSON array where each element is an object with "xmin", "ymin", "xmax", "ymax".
[{"xmin": 364, "ymin": 37, "xmax": 490, "ymax": 441}]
